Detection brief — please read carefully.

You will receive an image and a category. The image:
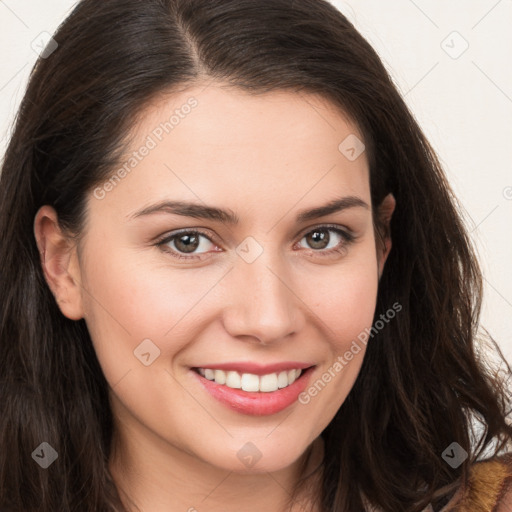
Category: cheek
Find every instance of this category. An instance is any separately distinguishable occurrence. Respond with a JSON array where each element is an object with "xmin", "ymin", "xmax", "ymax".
[
  {"xmin": 295, "ymin": 250, "xmax": 378, "ymax": 409},
  {"xmin": 297, "ymin": 265, "xmax": 378, "ymax": 423},
  {"xmin": 303, "ymin": 253, "xmax": 379, "ymax": 350},
  {"xmin": 80, "ymin": 243, "xmax": 225, "ymax": 381},
  {"xmin": 335, "ymin": 270, "xmax": 378, "ymax": 348}
]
